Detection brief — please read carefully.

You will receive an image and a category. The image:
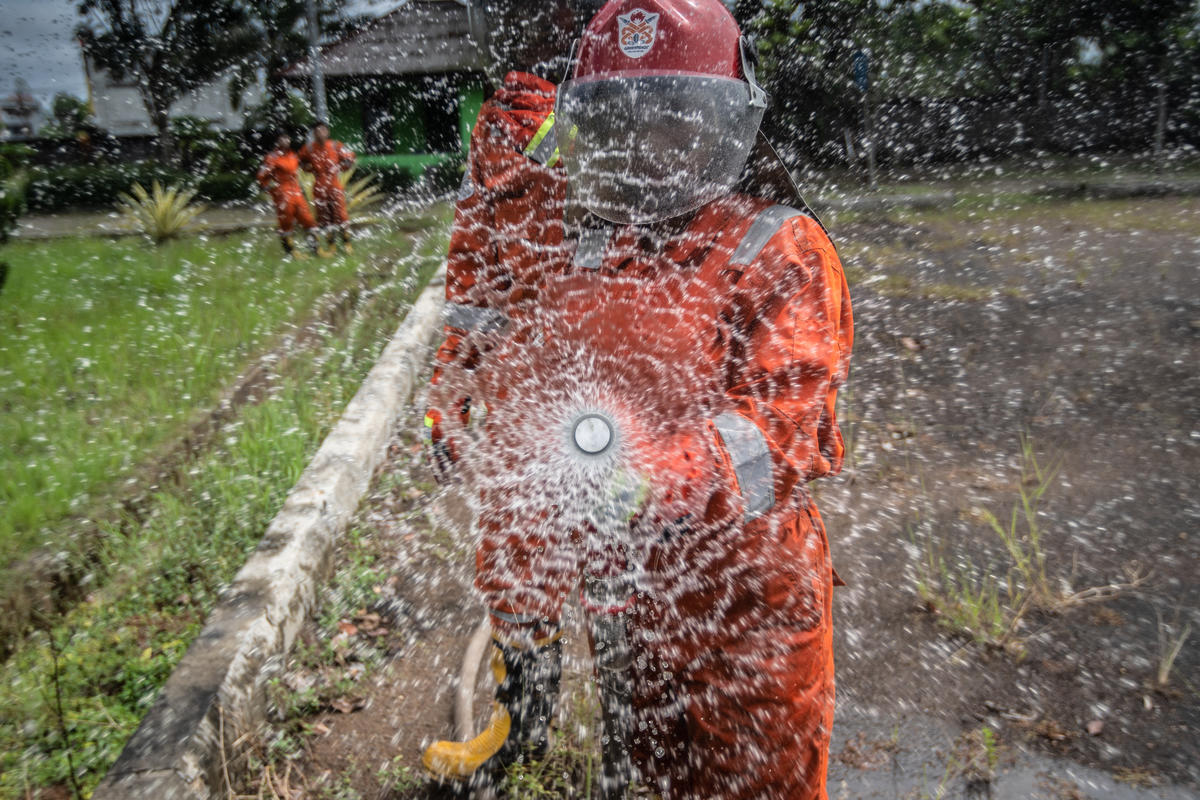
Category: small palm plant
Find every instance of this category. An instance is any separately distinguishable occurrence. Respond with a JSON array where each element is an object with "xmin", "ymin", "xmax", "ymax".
[
  {"xmin": 342, "ymin": 166, "xmax": 383, "ymax": 215},
  {"xmin": 116, "ymin": 181, "xmax": 205, "ymax": 243},
  {"xmin": 297, "ymin": 166, "xmax": 383, "ymax": 217}
]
